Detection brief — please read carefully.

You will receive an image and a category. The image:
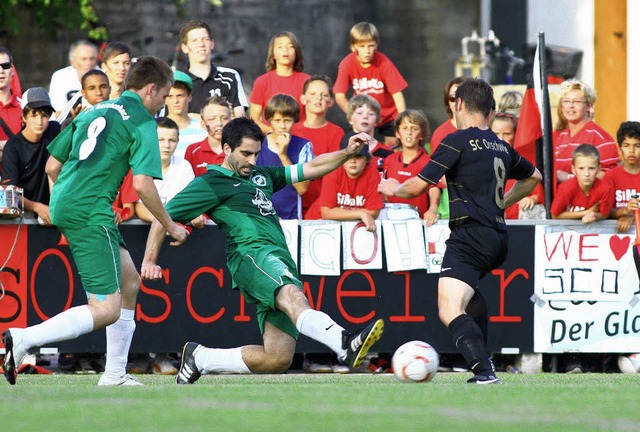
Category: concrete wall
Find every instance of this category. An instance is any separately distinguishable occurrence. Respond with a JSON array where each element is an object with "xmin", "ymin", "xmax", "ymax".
[{"xmin": 1, "ymin": 0, "xmax": 479, "ymax": 131}]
